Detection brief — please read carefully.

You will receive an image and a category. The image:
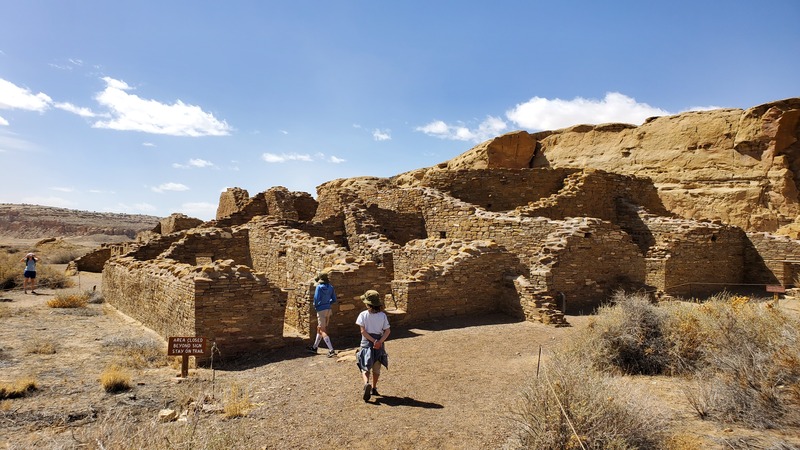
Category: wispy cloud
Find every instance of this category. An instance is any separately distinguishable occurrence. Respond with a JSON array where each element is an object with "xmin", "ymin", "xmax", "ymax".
[
  {"xmin": 173, "ymin": 158, "xmax": 215, "ymax": 169},
  {"xmin": 21, "ymin": 196, "xmax": 76, "ymax": 208},
  {"xmin": 329, "ymin": 156, "xmax": 346, "ymax": 163},
  {"xmin": 92, "ymin": 77, "xmax": 232, "ymax": 137},
  {"xmin": 506, "ymin": 92, "xmax": 669, "ymax": 131},
  {"xmin": 416, "ymin": 116, "xmax": 507, "ymax": 142},
  {"xmin": 262, "ymin": 152, "xmax": 314, "ymax": 163},
  {"xmin": 0, "ymin": 130, "xmax": 37, "ymax": 152},
  {"xmin": 111, "ymin": 202, "xmax": 157, "ymax": 213},
  {"xmin": 142, "ymin": 142, "xmax": 155, "ymax": 147},
  {"xmin": 51, "ymin": 186, "xmax": 75, "ymax": 193},
  {"xmin": 0, "ymin": 116, "xmax": 8, "ymax": 126},
  {"xmin": 151, "ymin": 182, "xmax": 189, "ymax": 193},
  {"xmin": 178, "ymin": 201, "xmax": 216, "ymax": 219},
  {"xmin": 372, "ymin": 129, "xmax": 391, "ymax": 141},
  {"xmin": 54, "ymin": 101, "xmax": 99, "ymax": 118},
  {"xmin": 0, "ymin": 78, "xmax": 52, "ymax": 113}
]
